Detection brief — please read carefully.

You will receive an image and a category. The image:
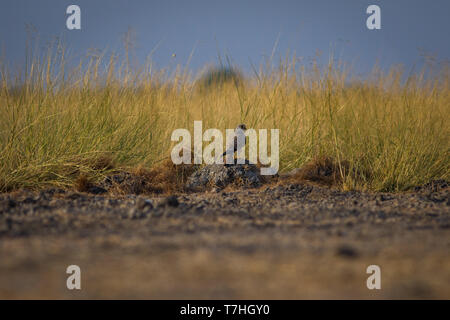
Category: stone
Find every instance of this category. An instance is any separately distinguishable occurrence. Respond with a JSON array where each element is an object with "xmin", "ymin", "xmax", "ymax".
[{"xmin": 185, "ymin": 163, "xmax": 264, "ymax": 192}]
